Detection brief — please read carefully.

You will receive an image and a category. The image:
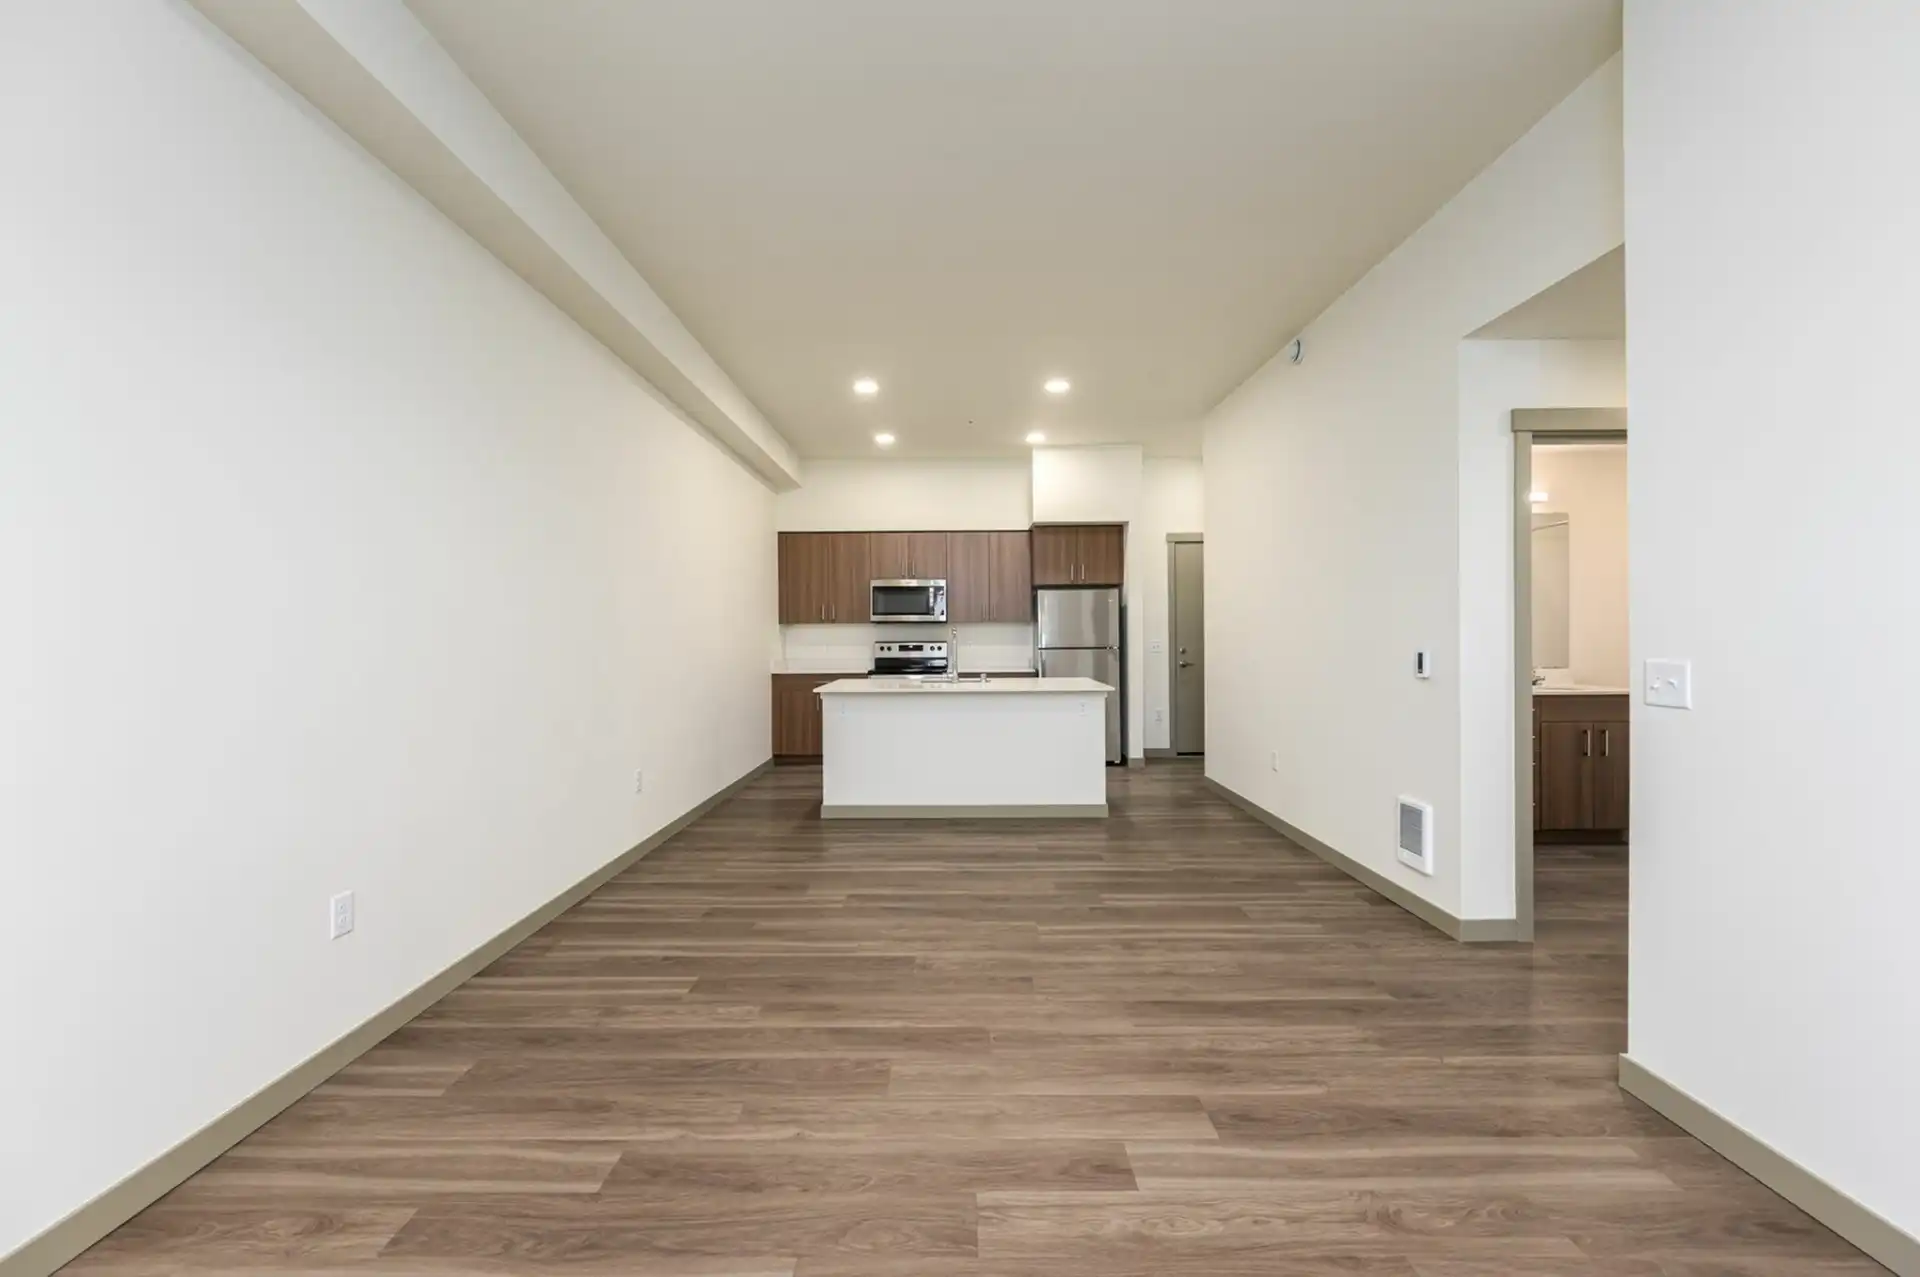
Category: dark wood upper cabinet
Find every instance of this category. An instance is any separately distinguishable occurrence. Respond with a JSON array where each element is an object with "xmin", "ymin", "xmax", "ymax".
[
  {"xmin": 776, "ymin": 533, "xmax": 803, "ymax": 623},
  {"xmin": 867, "ymin": 532, "xmax": 910, "ymax": 579},
  {"xmin": 778, "ymin": 532, "xmax": 869, "ymax": 623},
  {"xmin": 777, "ymin": 528, "xmax": 1033, "ymax": 624},
  {"xmin": 1078, "ymin": 525, "xmax": 1126, "ymax": 585},
  {"xmin": 1030, "ymin": 524, "xmax": 1124, "ymax": 586},
  {"xmin": 827, "ymin": 533, "xmax": 870, "ymax": 624},
  {"xmin": 946, "ymin": 532, "xmax": 993, "ymax": 623},
  {"xmin": 777, "ymin": 533, "xmax": 828, "ymax": 623},
  {"xmin": 989, "ymin": 530, "xmax": 1032, "ymax": 621},
  {"xmin": 1030, "ymin": 526, "xmax": 1079, "ymax": 586},
  {"xmin": 868, "ymin": 531, "xmax": 946, "ymax": 579}
]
